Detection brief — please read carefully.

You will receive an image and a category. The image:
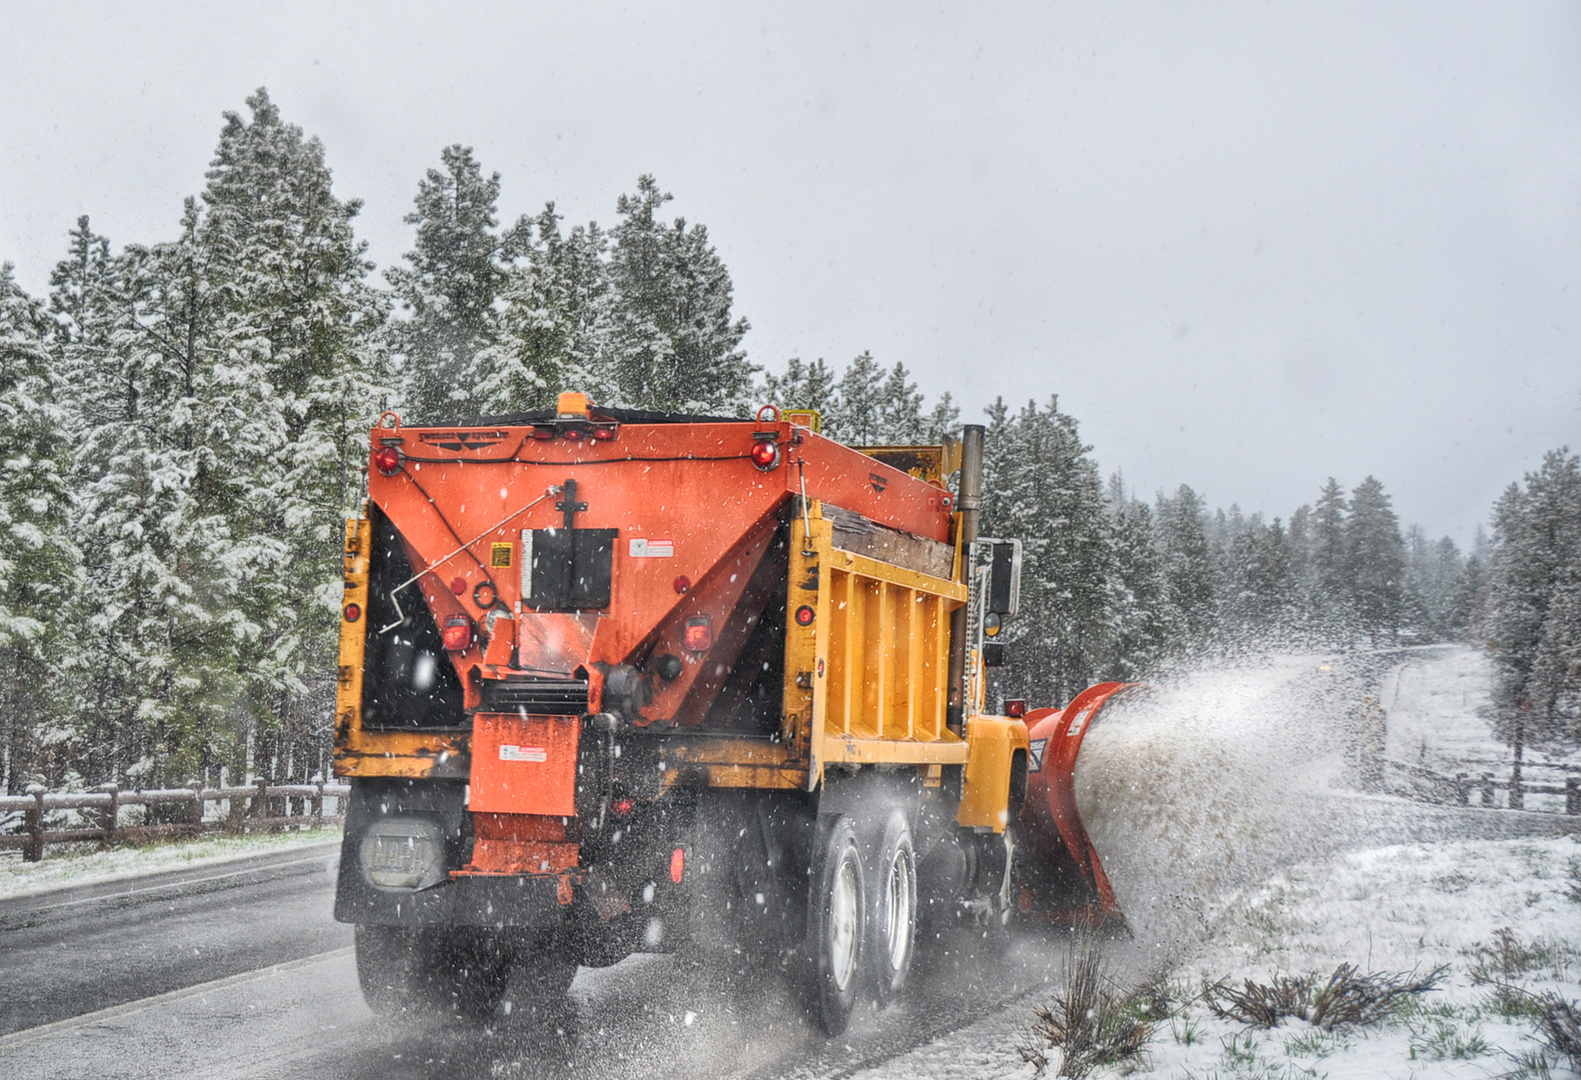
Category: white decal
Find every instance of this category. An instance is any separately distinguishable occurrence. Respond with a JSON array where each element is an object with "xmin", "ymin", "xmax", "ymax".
[
  {"xmin": 1028, "ymin": 738, "xmax": 1048, "ymax": 773},
  {"xmin": 1066, "ymin": 707, "xmax": 1095, "ymax": 738},
  {"xmin": 500, "ymin": 744, "xmax": 548, "ymax": 763},
  {"xmin": 629, "ymin": 537, "xmax": 675, "ymax": 558}
]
